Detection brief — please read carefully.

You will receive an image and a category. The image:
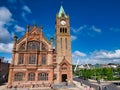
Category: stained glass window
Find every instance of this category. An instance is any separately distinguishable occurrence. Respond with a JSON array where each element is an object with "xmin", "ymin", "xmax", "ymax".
[
  {"xmin": 18, "ymin": 54, "xmax": 24, "ymax": 64},
  {"xmin": 28, "ymin": 41, "xmax": 40, "ymax": 50},
  {"xmin": 29, "ymin": 54, "xmax": 36, "ymax": 64},
  {"xmin": 42, "ymin": 55, "xmax": 46, "ymax": 65}
]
